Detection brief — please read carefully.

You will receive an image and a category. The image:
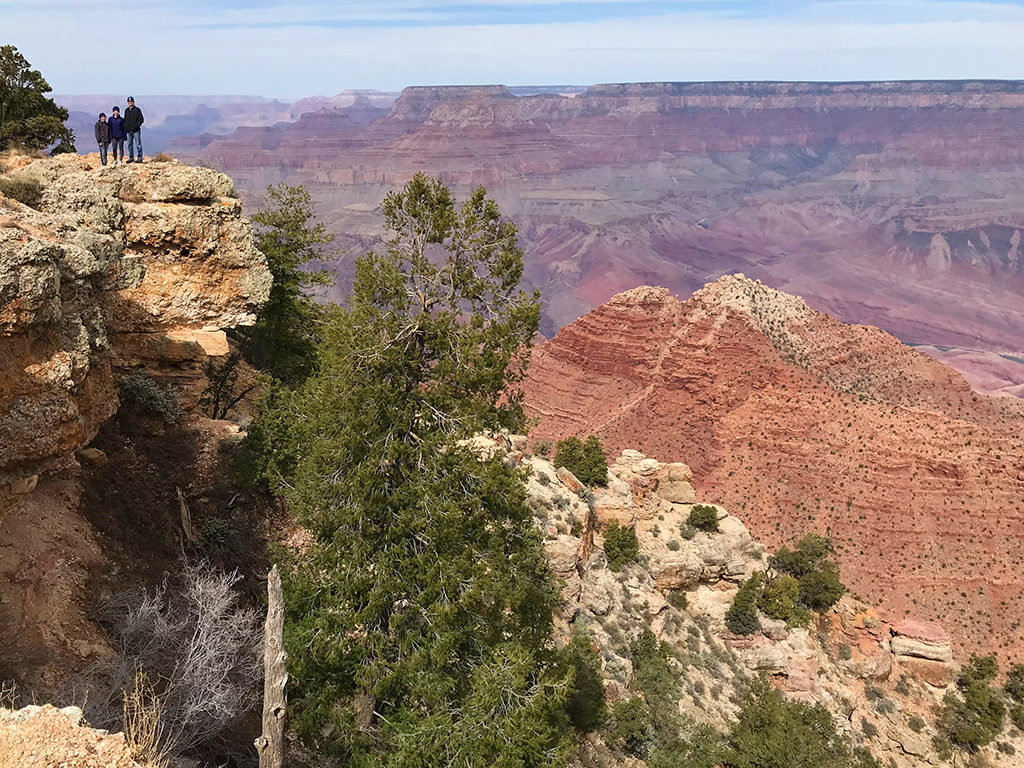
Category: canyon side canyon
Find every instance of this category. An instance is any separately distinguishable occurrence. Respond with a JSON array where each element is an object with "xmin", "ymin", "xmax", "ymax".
[{"xmin": 168, "ymin": 80, "xmax": 1024, "ymax": 396}]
